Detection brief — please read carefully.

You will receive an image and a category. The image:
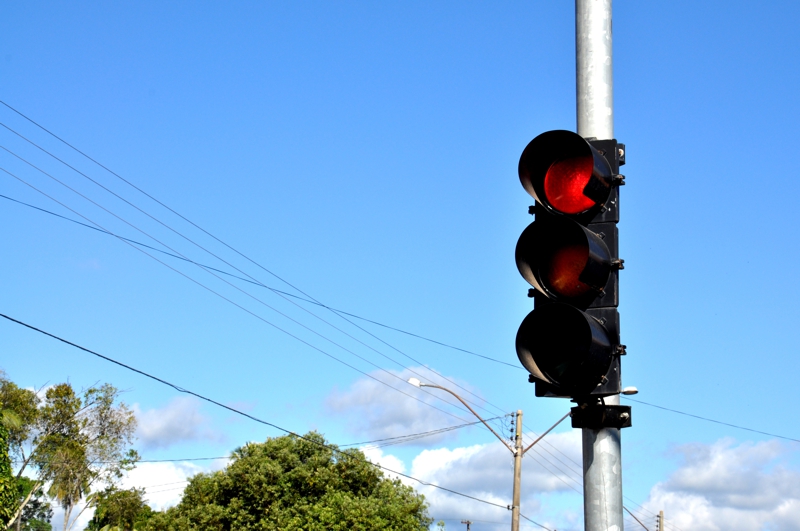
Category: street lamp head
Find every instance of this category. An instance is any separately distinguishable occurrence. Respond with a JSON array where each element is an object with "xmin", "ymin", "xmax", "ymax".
[
  {"xmin": 407, "ymin": 377, "xmax": 422, "ymax": 388},
  {"xmin": 621, "ymin": 386, "xmax": 638, "ymax": 395}
]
